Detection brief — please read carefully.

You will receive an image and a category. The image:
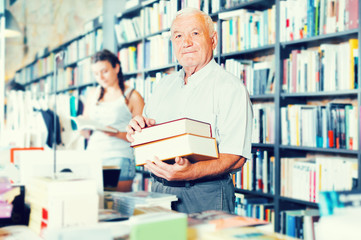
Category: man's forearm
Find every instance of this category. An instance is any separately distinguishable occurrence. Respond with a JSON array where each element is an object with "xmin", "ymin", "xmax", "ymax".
[{"xmin": 187, "ymin": 153, "xmax": 247, "ymax": 180}]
